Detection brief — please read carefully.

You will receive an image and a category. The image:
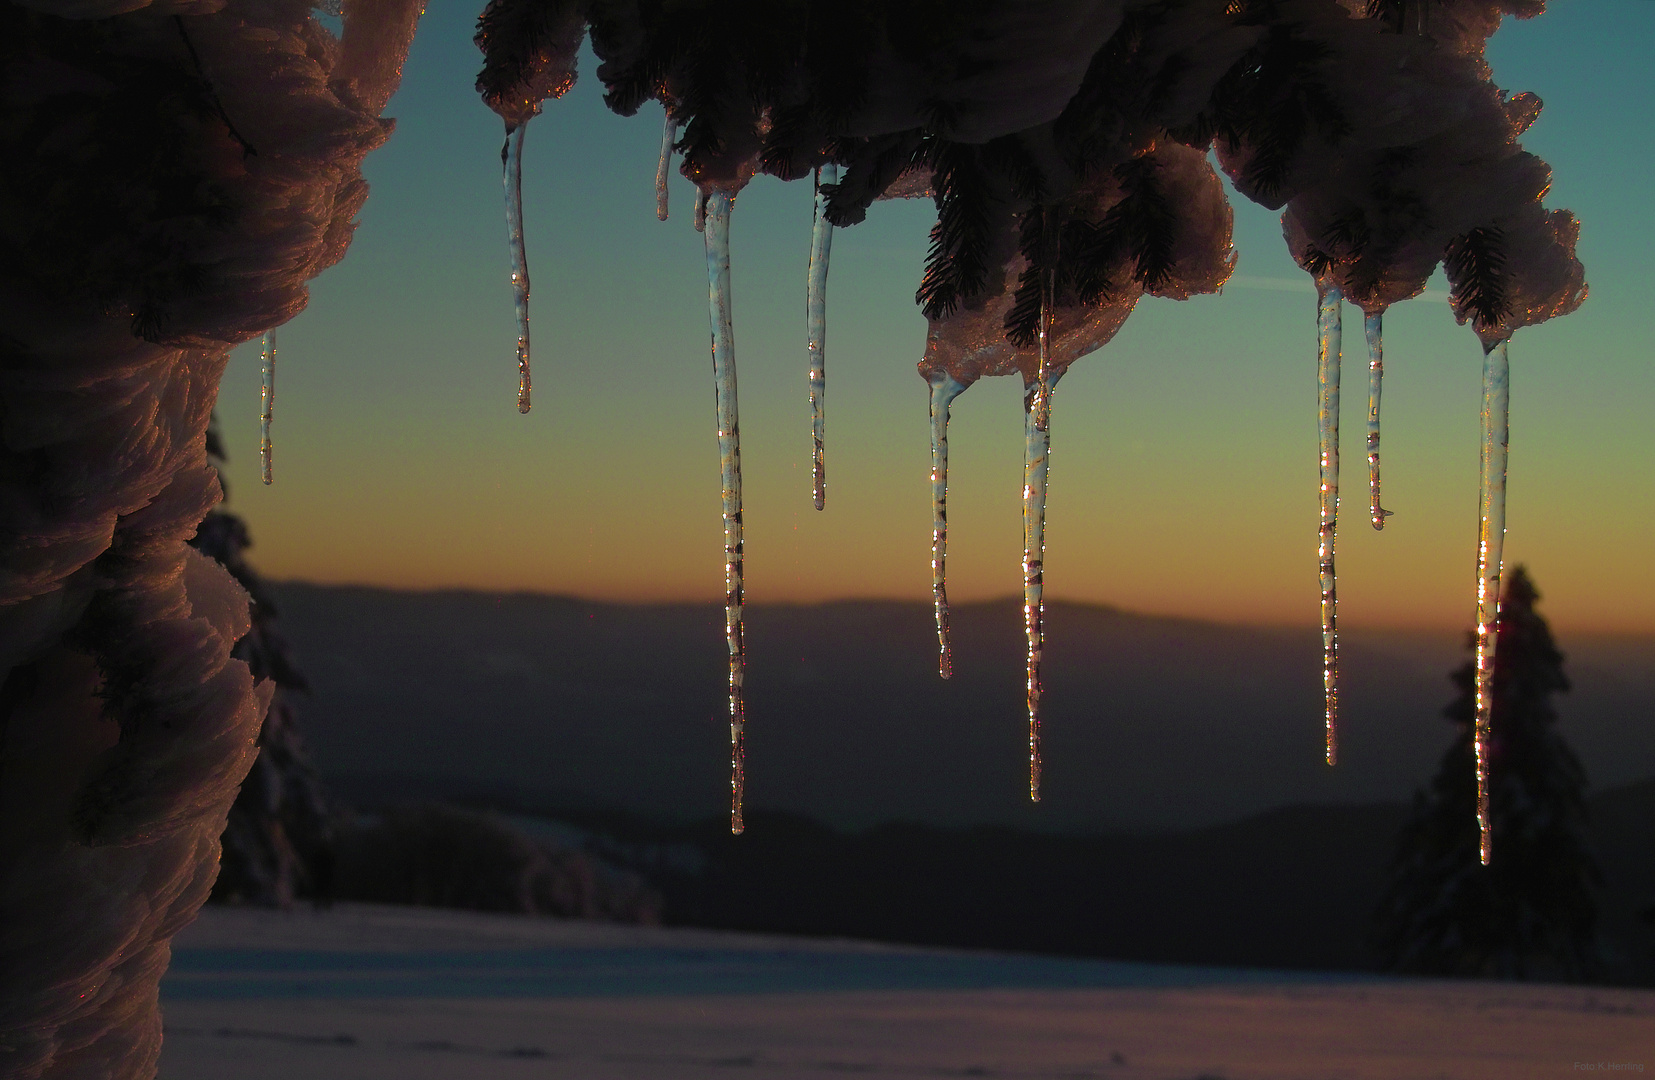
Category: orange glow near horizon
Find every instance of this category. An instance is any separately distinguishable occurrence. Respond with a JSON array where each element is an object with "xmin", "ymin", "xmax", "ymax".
[{"xmin": 211, "ymin": 6, "xmax": 1655, "ymax": 639}]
